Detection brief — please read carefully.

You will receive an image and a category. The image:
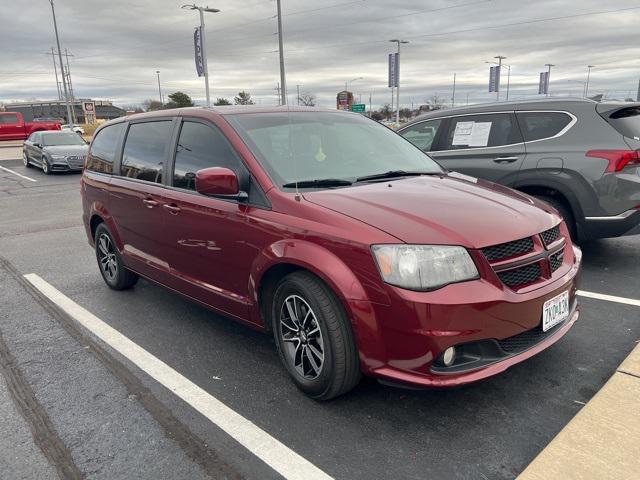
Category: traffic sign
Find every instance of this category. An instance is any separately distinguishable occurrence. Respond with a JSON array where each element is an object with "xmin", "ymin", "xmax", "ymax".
[{"xmin": 350, "ymin": 103, "xmax": 366, "ymax": 113}]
